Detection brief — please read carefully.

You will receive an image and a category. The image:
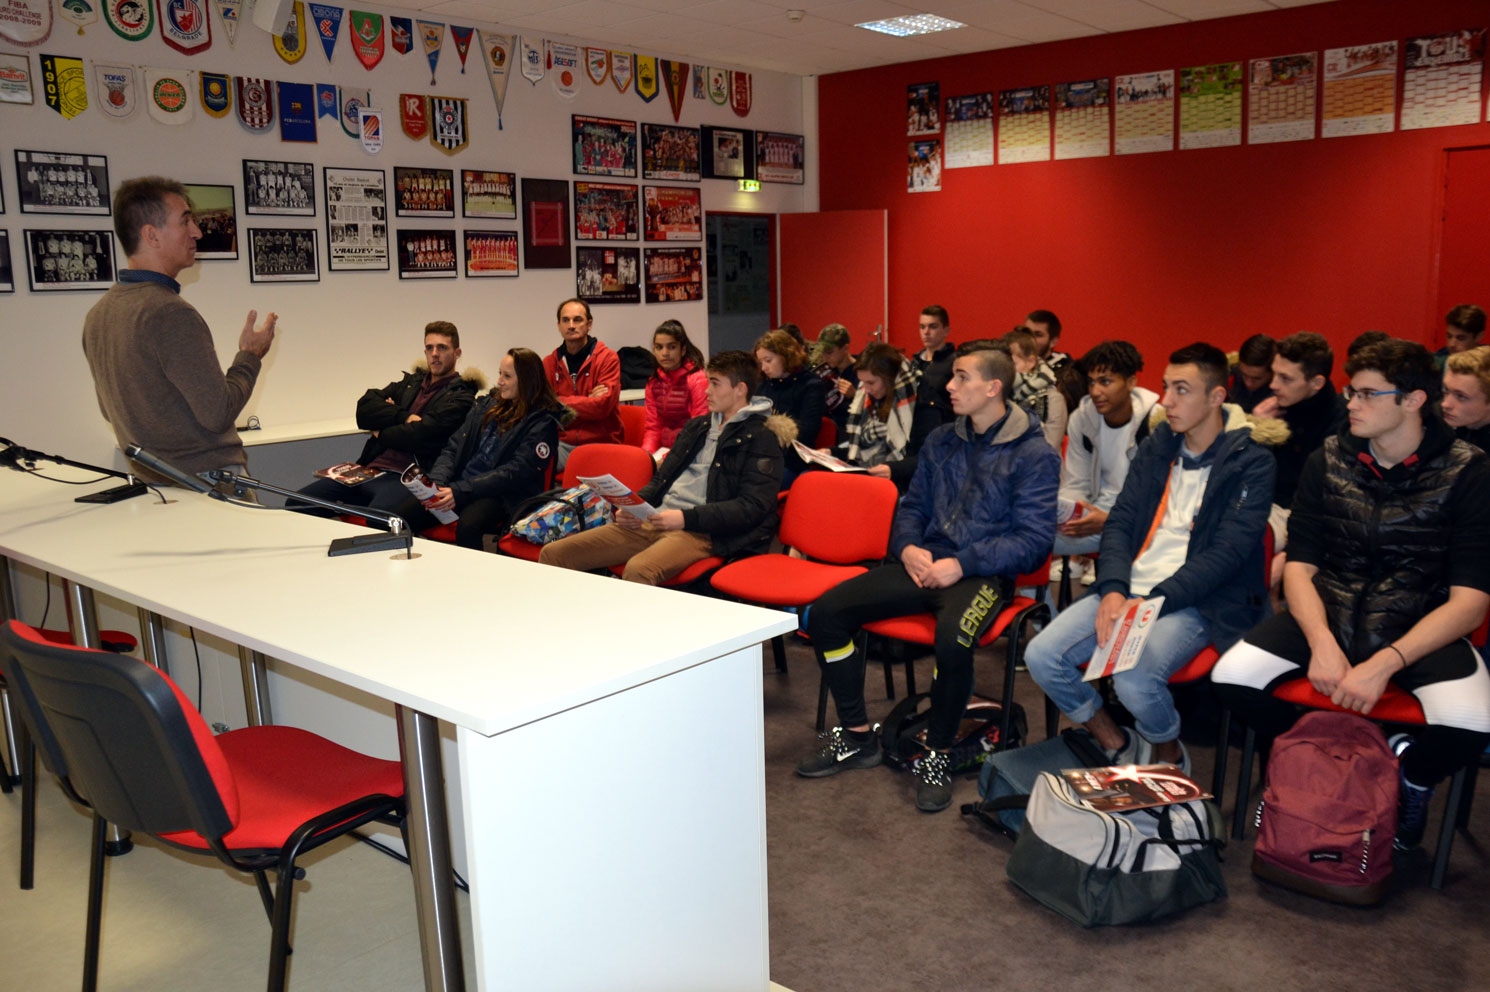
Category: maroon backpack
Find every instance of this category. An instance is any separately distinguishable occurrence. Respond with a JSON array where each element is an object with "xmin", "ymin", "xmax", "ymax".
[{"xmin": 1250, "ymin": 710, "xmax": 1398, "ymax": 905}]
